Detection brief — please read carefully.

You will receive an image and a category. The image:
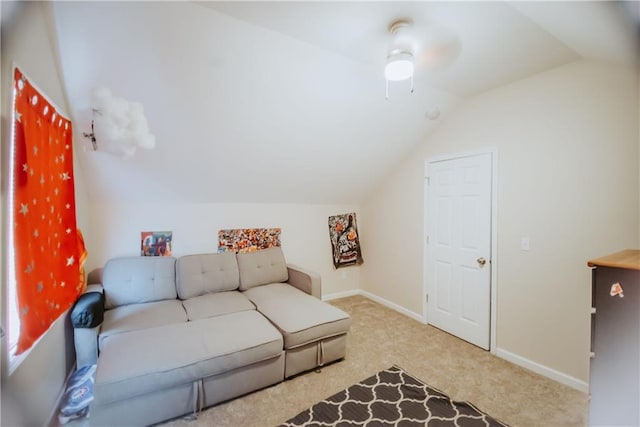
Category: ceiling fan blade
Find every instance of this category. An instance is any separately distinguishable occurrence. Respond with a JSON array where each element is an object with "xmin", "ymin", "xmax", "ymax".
[
  {"xmin": 415, "ymin": 27, "xmax": 461, "ymax": 69},
  {"xmin": 417, "ymin": 38, "xmax": 461, "ymax": 69}
]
